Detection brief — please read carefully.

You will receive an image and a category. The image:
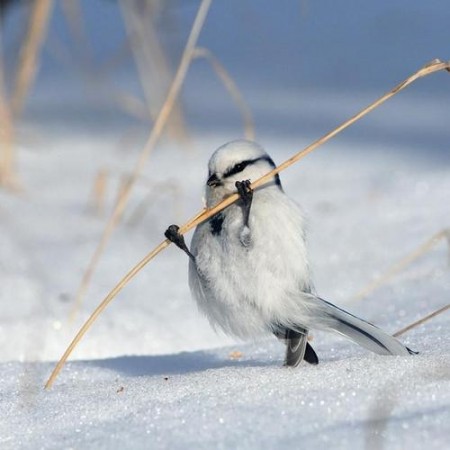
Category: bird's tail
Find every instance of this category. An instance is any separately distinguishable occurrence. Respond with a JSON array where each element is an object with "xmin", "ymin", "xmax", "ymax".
[{"xmin": 314, "ymin": 298, "xmax": 416, "ymax": 356}]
